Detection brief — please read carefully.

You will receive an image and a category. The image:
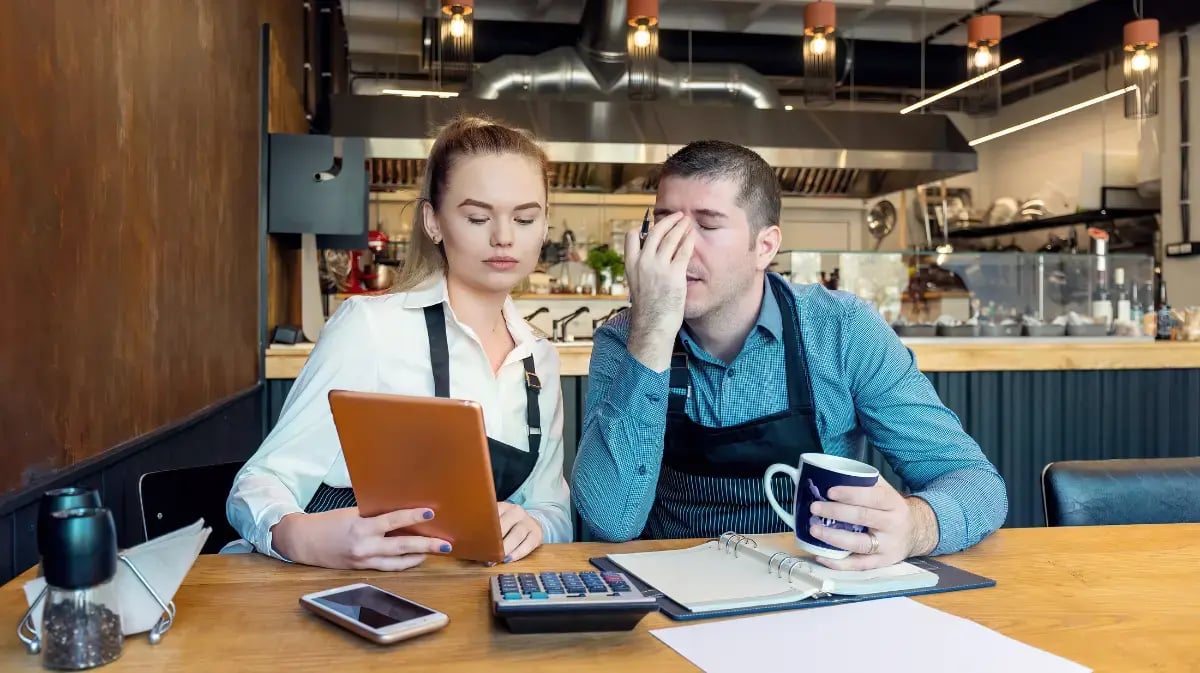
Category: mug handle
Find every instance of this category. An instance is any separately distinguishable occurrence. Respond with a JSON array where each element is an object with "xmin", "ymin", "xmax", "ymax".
[{"xmin": 763, "ymin": 463, "xmax": 799, "ymax": 528}]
